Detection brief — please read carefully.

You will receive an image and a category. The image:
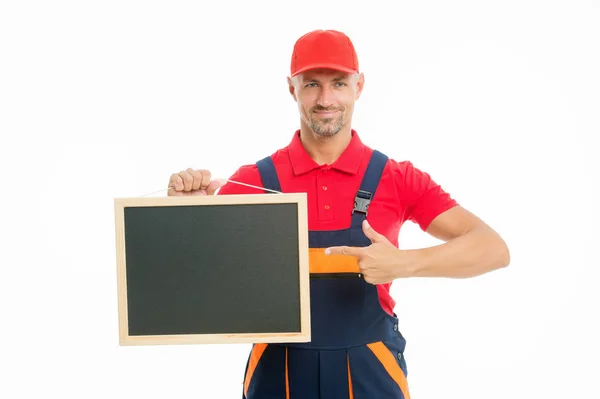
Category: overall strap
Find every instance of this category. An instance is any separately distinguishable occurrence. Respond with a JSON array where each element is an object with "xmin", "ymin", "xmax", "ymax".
[
  {"xmin": 350, "ymin": 150, "xmax": 389, "ymax": 246},
  {"xmin": 256, "ymin": 156, "xmax": 282, "ymax": 193}
]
